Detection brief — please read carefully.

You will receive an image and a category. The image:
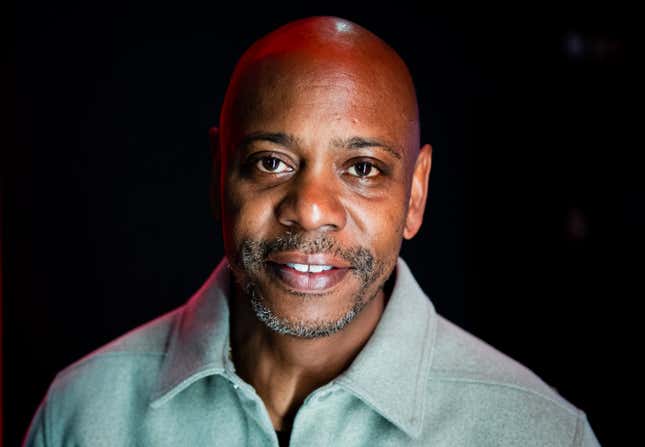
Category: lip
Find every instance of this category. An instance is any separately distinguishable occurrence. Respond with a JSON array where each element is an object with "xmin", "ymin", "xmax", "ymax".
[
  {"xmin": 265, "ymin": 252, "xmax": 353, "ymax": 292},
  {"xmin": 267, "ymin": 251, "xmax": 352, "ymax": 269},
  {"xmin": 268, "ymin": 262, "xmax": 351, "ymax": 292}
]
